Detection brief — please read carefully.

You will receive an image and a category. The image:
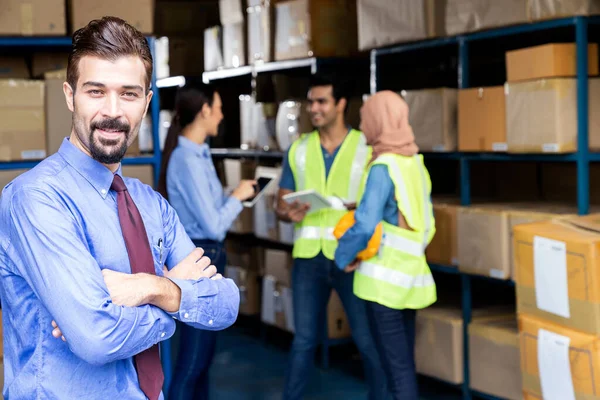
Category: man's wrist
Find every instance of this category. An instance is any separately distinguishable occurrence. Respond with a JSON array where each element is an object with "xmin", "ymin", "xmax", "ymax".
[{"xmin": 145, "ymin": 275, "xmax": 182, "ymax": 313}]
